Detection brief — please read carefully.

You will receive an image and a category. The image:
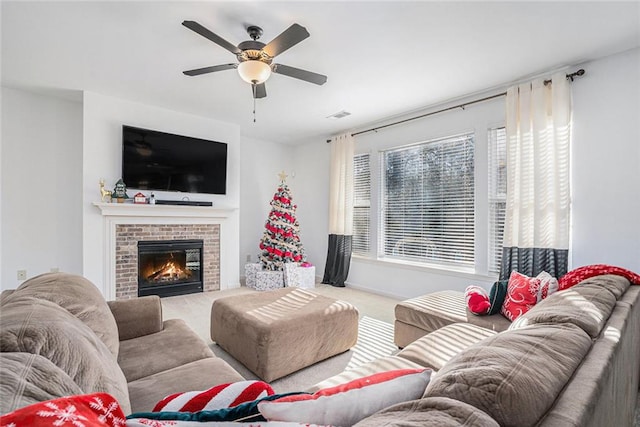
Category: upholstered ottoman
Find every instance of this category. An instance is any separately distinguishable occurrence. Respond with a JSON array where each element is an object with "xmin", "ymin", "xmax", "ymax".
[
  {"xmin": 211, "ymin": 287, "xmax": 359, "ymax": 382},
  {"xmin": 394, "ymin": 290, "xmax": 511, "ymax": 348}
]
